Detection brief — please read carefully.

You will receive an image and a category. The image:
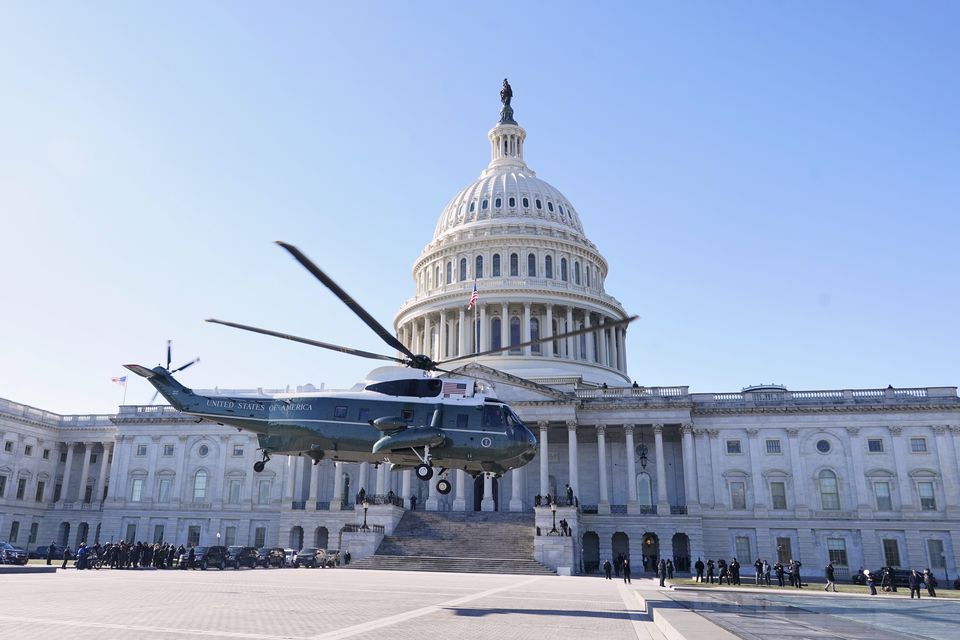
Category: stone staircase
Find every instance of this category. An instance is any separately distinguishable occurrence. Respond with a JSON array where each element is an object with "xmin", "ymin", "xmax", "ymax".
[{"xmin": 347, "ymin": 511, "xmax": 554, "ymax": 575}]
